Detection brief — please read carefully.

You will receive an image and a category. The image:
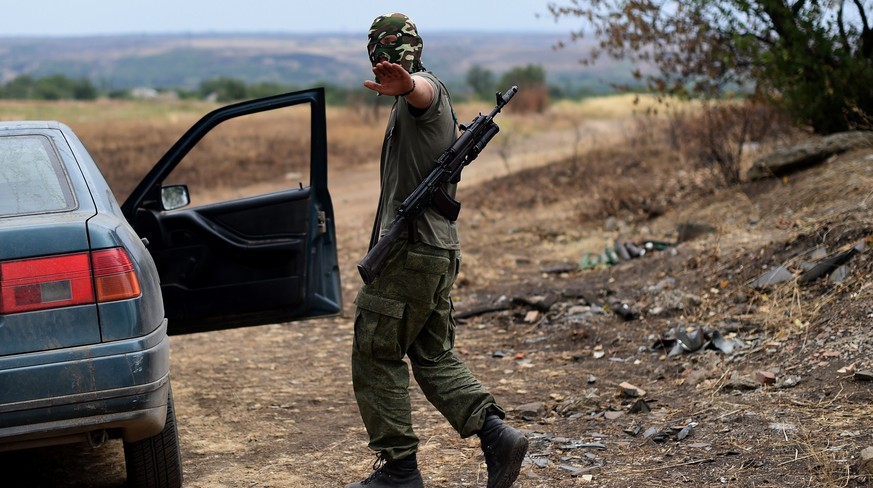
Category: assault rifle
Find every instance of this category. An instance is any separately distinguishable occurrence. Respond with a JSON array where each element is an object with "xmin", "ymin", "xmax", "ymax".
[{"xmin": 357, "ymin": 85, "xmax": 518, "ymax": 284}]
